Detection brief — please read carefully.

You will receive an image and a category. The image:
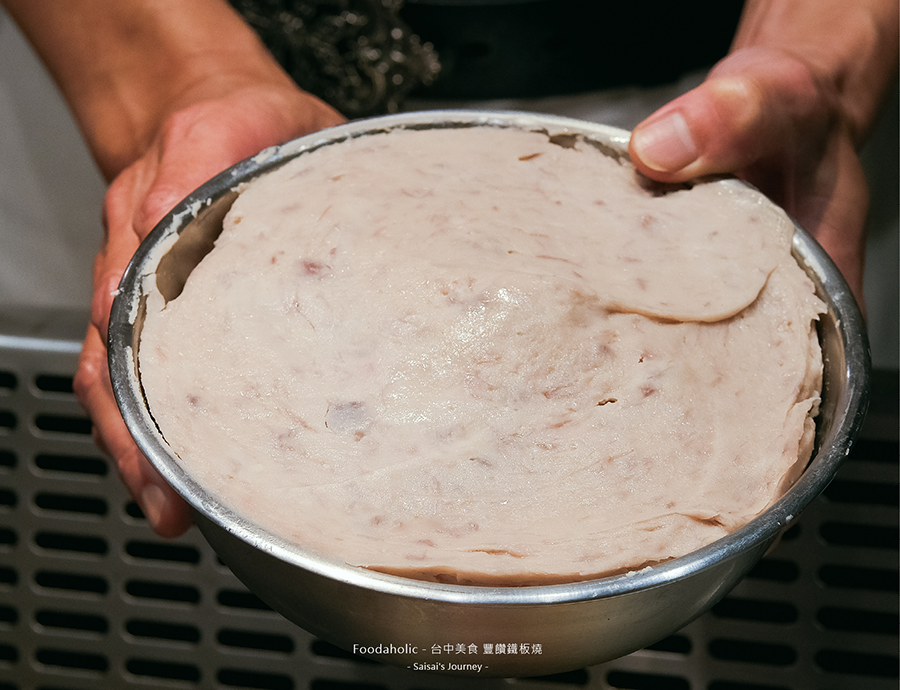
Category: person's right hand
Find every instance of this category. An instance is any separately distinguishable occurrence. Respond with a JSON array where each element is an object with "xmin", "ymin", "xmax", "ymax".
[
  {"xmin": 628, "ymin": 0, "xmax": 898, "ymax": 310},
  {"xmin": 629, "ymin": 46, "xmax": 871, "ymax": 305},
  {"xmin": 74, "ymin": 86, "xmax": 345, "ymax": 537}
]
